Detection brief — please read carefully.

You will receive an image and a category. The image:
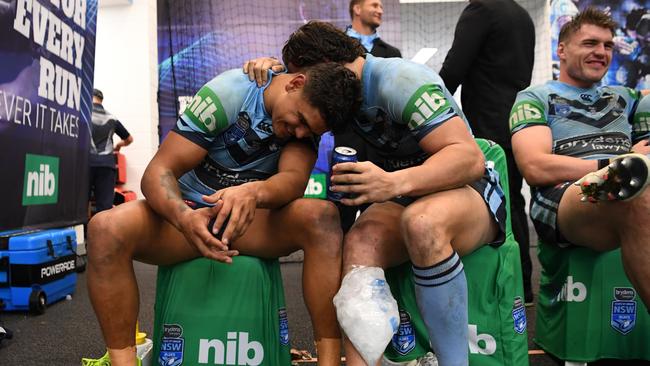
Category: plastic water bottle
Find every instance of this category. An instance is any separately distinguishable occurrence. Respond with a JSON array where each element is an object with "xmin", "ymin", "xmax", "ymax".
[
  {"xmin": 135, "ymin": 322, "xmax": 153, "ymax": 366},
  {"xmin": 334, "ymin": 266, "xmax": 399, "ymax": 366}
]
